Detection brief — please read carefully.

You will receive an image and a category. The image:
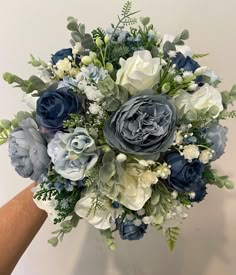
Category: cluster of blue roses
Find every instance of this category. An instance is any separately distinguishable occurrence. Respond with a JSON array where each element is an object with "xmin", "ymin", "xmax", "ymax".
[{"xmin": 3, "ymin": 2, "xmax": 235, "ymax": 249}]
